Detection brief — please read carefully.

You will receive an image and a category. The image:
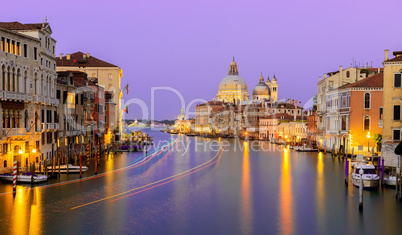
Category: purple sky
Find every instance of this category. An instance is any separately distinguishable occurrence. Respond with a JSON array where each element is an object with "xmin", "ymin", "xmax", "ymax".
[{"xmin": 3, "ymin": 0, "xmax": 402, "ymax": 120}]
